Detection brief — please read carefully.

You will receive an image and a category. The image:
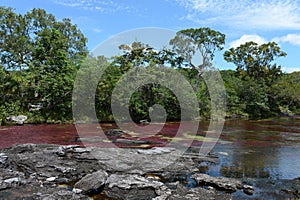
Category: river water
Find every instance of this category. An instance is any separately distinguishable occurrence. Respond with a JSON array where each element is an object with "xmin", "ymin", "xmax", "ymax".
[{"xmin": 0, "ymin": 118, "xmax": 299, "ymax": 180}]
